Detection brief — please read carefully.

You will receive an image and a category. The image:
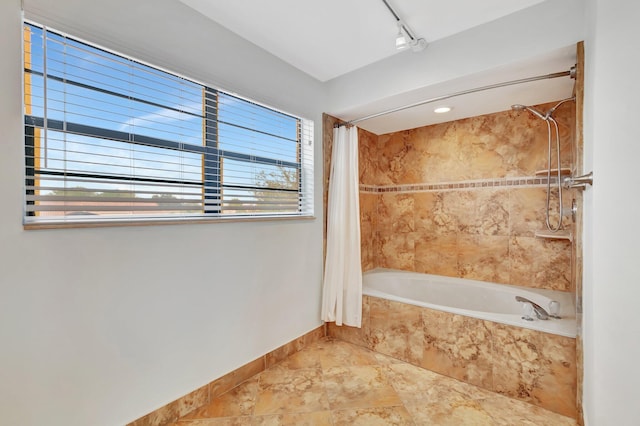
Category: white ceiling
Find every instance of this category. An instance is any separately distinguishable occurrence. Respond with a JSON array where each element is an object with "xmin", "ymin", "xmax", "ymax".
[
  {"xmin": 179, "ymin": 0, "xmax": 546, "ymax": 82},
  {"xmin": 179, "ymin": 0, "xmax": 577, "ymax": 134}
]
